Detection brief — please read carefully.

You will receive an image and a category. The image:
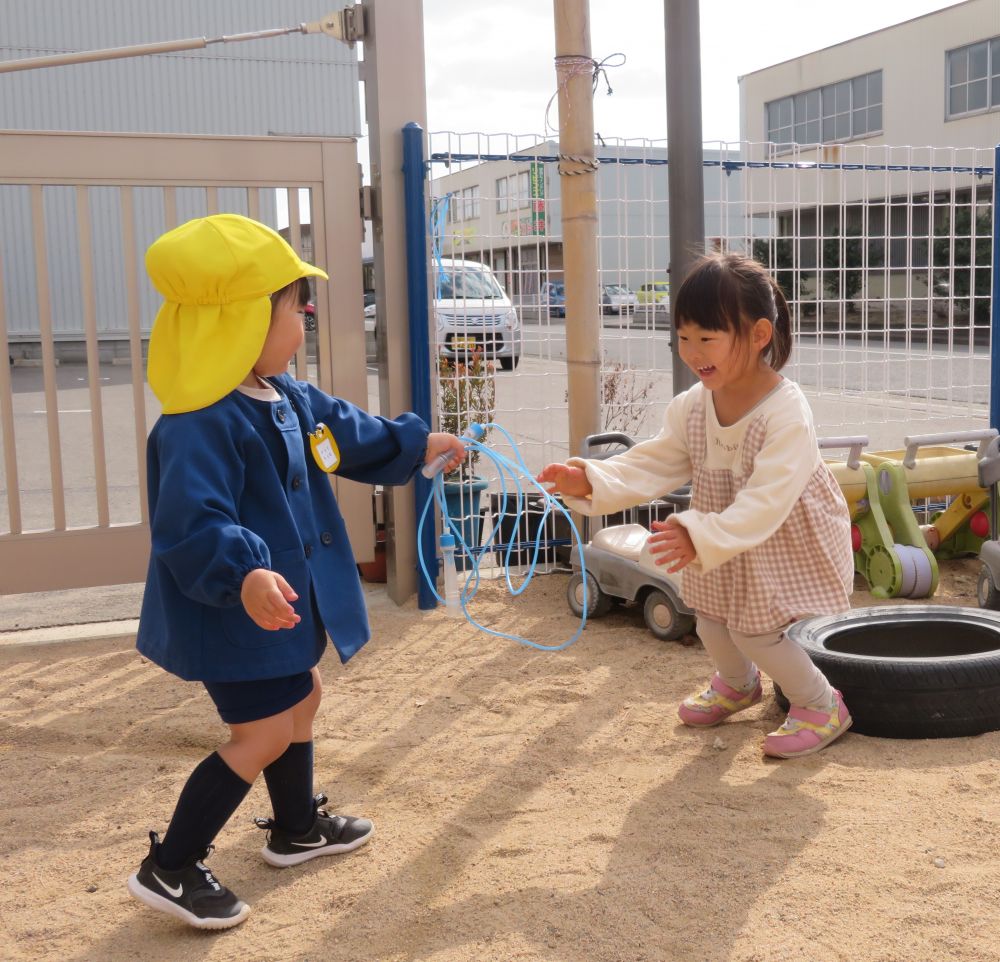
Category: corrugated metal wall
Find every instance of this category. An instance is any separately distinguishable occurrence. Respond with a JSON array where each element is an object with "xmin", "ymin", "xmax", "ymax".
[
  {"xmin": 0, "ymin": 0, "xmax": 360, "ymax": 136},
  {"xmin": 0, "ymin": 1, "xmax": 359, "ymax": 346}
]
